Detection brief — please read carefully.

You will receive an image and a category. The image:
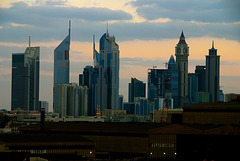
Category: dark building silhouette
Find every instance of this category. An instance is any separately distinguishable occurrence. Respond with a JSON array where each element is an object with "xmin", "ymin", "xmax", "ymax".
[
  {"xmin": 148, "ymin": 69, "xmax": 167, "ymax": 100},
  {"xmin": 205, "ymin": 41, "xmax": 220, "ymax": 102},
  {"xmin": 175, "ymin": 31, "xmax": 189, "ymax": 107},
  {"xmin": 188, "ymin": 73, "xmax": 198, "ymax": 103},
  {"xmin": 11, "ymin": 54, "xmax": 30, "ymax": 111},
  {"xmin": 147, "ymin": 55, "xmax": 179, "ymax": 108},
  {"xmin": 128, "ymin": 77, "xmax": 146, "ymax": 102},
  {"xmin": 195, "ymin": 65, "xmax": 206, "ymax": 92},
  {"xmin": 11, "ymin": 44, "xmax": 40, "ymax": 111},
  {"xmin": 79, "ymin": 66, "xmax": 99, "ymax": 116}
]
